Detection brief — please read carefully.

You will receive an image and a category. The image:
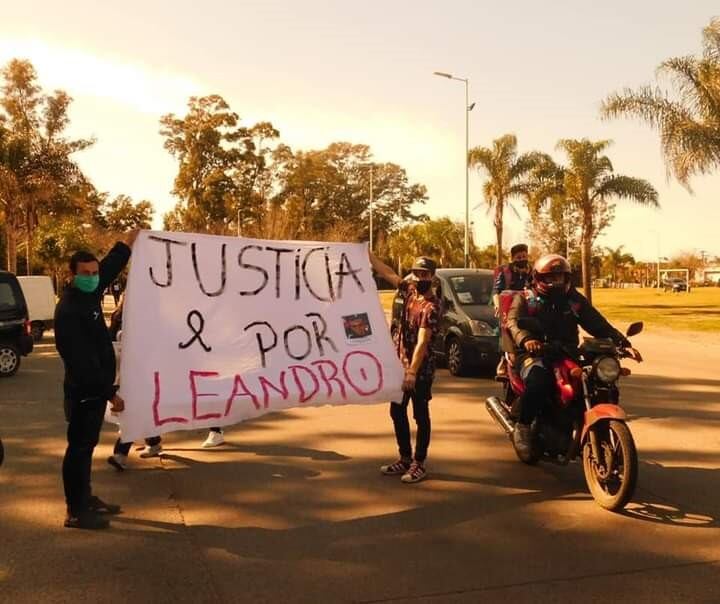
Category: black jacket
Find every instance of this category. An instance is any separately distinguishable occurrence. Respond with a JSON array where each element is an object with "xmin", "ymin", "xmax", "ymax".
[
  {"xmin": 507, "ymin": 287, "xmax": 628, "ymax": 352},
  {"xmin": 55, "ymin": 242, "xmax": 131, "ymax": 402}
]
